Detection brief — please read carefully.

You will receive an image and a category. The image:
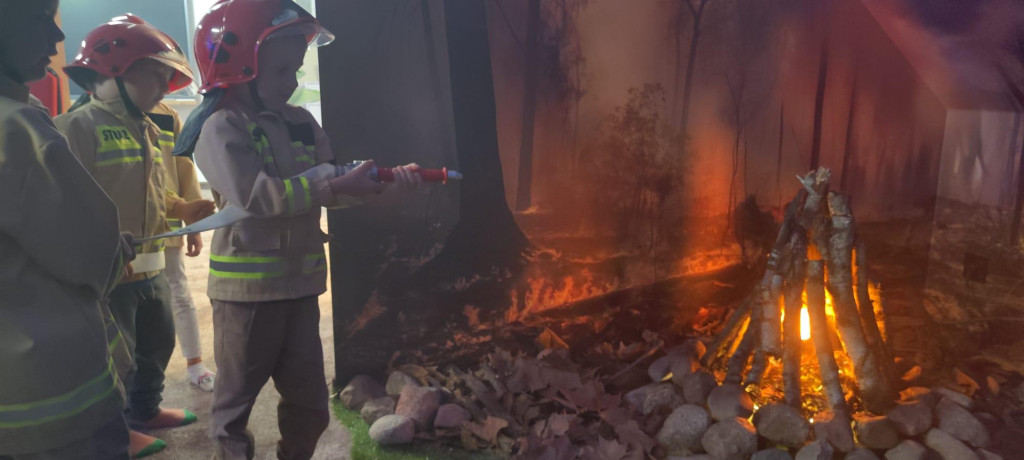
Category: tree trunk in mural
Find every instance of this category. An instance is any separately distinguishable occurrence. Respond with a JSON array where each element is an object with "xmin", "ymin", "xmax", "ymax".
[
  {"xmin": 839, "ymin": 71, "xmax": 858, "ymax": 191},
  {"xmin": 425, "ymin": 0, "xmax": 529, "ymax": 278},
  {"xmin": 515, "ymin": 0, "xmax": 541, "ymax": 212},
  {"xmin": 422, "ymin": 0, "xmax": 455, "ymax": 165},
  {"xmin": 776, "ymin": 102, "xmax": 784, "ymax": 209},
  {"xmin": 677, "ymin": 0, "xmax": 712, "ymax": 139},
  {"xmin": 809, "ymin": 38, "xmax": 829, "ymax": 171},
  {"xmin": 999, "ymin": 66, "xmax": 1024, "ymax": 246},
  {"xmin": 1012, "ymin": 138, "xmax": 1024, "ymax": 245}
]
